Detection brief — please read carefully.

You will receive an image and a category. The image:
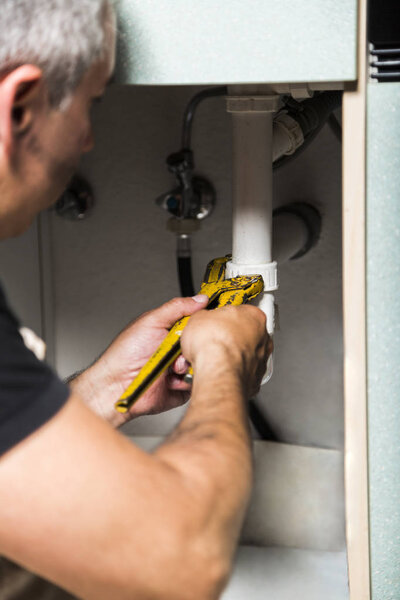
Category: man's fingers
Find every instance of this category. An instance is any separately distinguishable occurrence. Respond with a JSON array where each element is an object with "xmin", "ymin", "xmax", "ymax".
[
  {"xmin": 172, "ymin": 355, "xmax": 190, "ymax": 375},
  {"xmin": 167, "ymin": 374, "xmax": 192, "ymax": 393},
  {"xmin": 147, "ymin": 295, "xmax": 208, "ymax": 329}
]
